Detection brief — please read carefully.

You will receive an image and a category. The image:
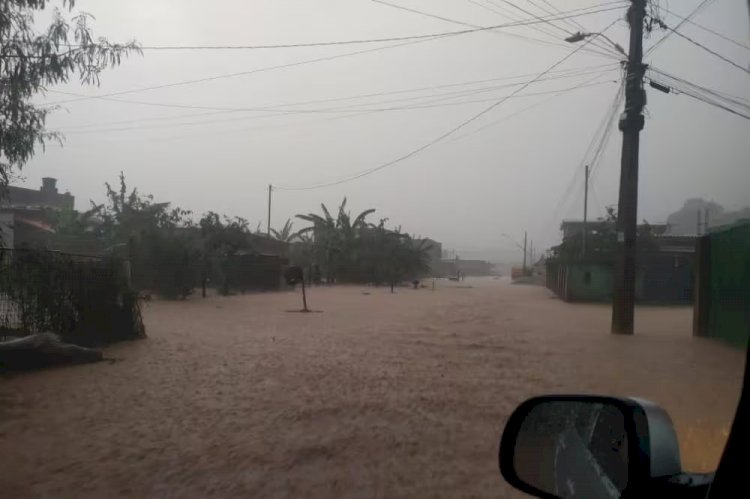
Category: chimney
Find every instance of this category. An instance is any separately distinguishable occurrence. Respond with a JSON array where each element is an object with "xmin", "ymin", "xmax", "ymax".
[{"xmin": 41, "ymin": 177, "xmax": 58, "ymax": 194}]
